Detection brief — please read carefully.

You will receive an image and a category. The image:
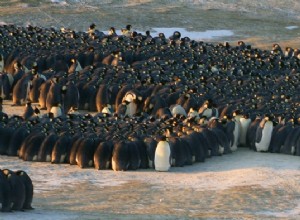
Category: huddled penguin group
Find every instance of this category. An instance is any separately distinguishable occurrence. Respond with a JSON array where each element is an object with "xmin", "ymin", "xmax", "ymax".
[
  {"xmin": 0, "ymin": 23, "xmax": 299, "ymax": 177},
  {"xmin": 0, "ymin": 169, "xmax": 34, "ymax": 212}
]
